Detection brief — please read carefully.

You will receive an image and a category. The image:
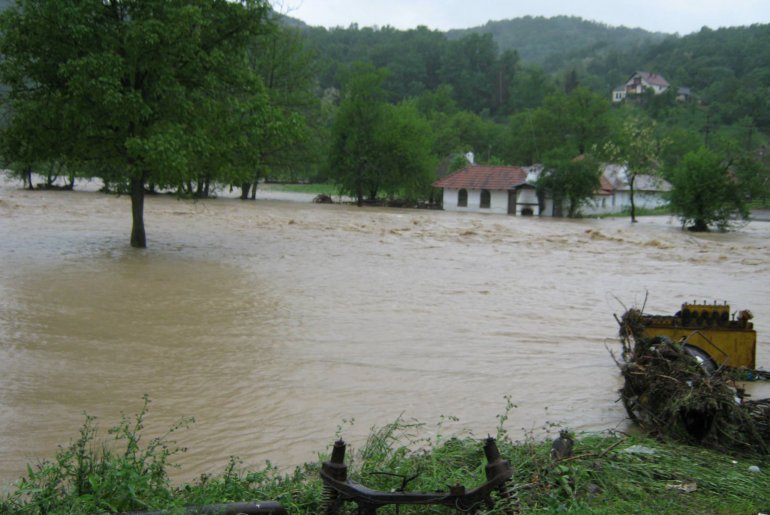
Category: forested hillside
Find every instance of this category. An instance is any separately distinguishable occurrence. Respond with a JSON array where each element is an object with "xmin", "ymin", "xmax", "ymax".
[
  {"xmin": 299, "ymin": 17, "xmax": 770, "ymax": 127},
  {"xmin": 446, "ymin": 16, "xmax": 667, "ymax": 68}
]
